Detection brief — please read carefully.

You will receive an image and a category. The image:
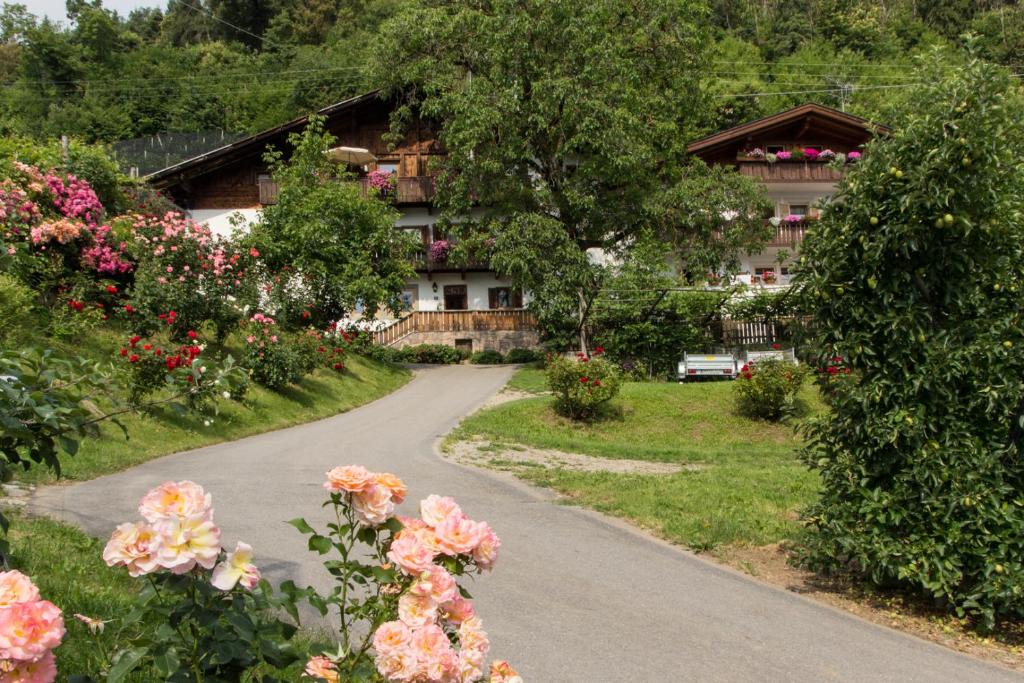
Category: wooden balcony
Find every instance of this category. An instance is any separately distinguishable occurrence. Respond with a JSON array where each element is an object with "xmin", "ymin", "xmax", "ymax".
[
  {"xmin": 358, "ymin": 175, "xmax": 436, "ymax": 204},
  {"xmin": 737, "ymin": 160, "xmax": 844, "ymax": 183},
  {"xmin": 413, "ymin": 250, "xmax": 491, "ymax": 273},
  {"xmin": 768, "ymin": 221, "xmax": 807, "ymax": 247},
  {"xmin": 372, "ymin": 309, "xmax": 537, "ymax": 346}
]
